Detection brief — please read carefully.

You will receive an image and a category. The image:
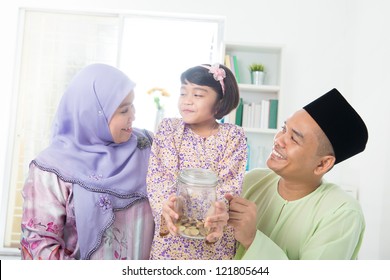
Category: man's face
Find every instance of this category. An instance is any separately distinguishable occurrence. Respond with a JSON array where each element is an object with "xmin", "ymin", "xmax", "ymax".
[{"xmin": 267, "ymin": 109, "xmax": 324, "ymax": 180}]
